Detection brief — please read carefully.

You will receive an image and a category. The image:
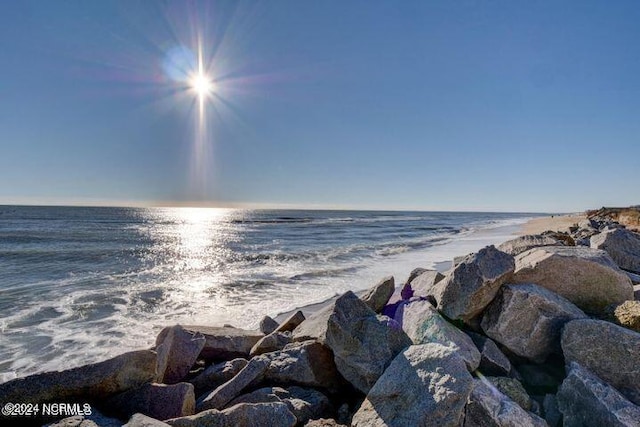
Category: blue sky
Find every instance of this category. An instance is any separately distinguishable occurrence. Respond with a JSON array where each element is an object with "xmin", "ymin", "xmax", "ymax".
[{"xmin": 0, "ymin": 1, "xmax": 638, "ymax": 212}]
